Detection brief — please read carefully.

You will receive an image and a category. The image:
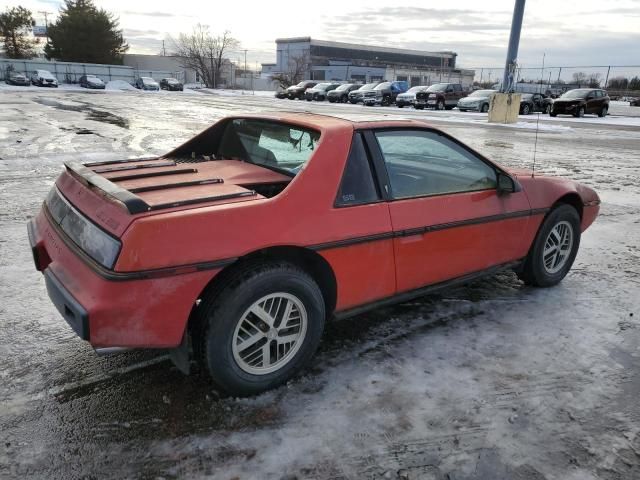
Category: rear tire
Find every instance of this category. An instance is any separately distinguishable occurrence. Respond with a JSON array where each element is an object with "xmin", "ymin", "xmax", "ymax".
[
  {"xmin": 517, "ymin": 205, "xmax": 581, "ymax": 287},
  {"xmin": 197, "ymin": 262, "xmax": 325, "ymax": 396}
]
